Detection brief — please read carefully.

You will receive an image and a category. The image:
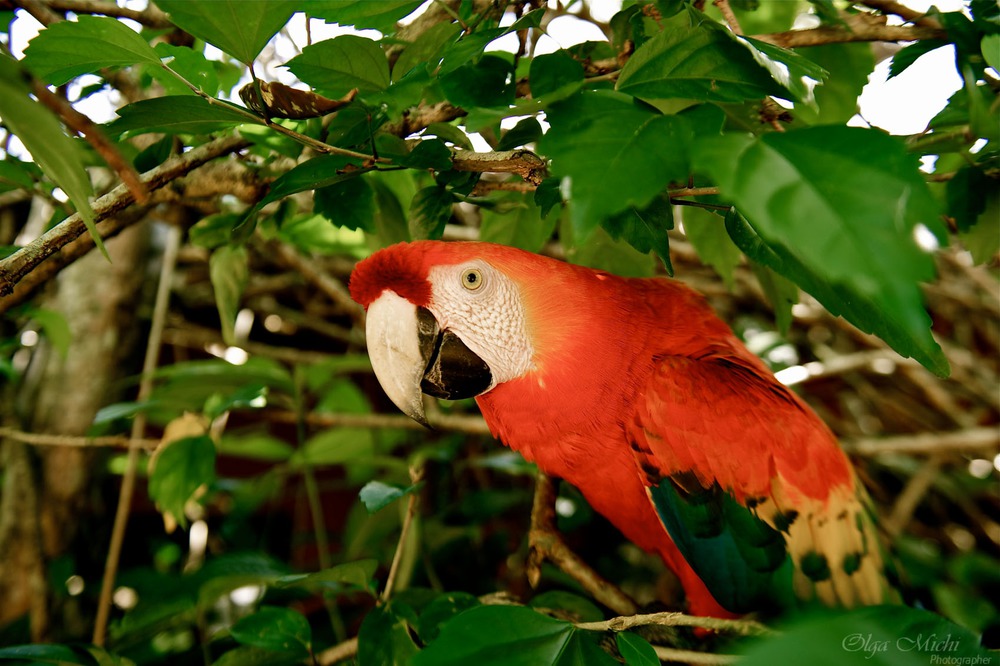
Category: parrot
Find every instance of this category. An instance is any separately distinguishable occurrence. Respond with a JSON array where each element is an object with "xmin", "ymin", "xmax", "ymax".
[{"xmin": 348, "ymin": 240, "xmax": 898, "ymax": 619}]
